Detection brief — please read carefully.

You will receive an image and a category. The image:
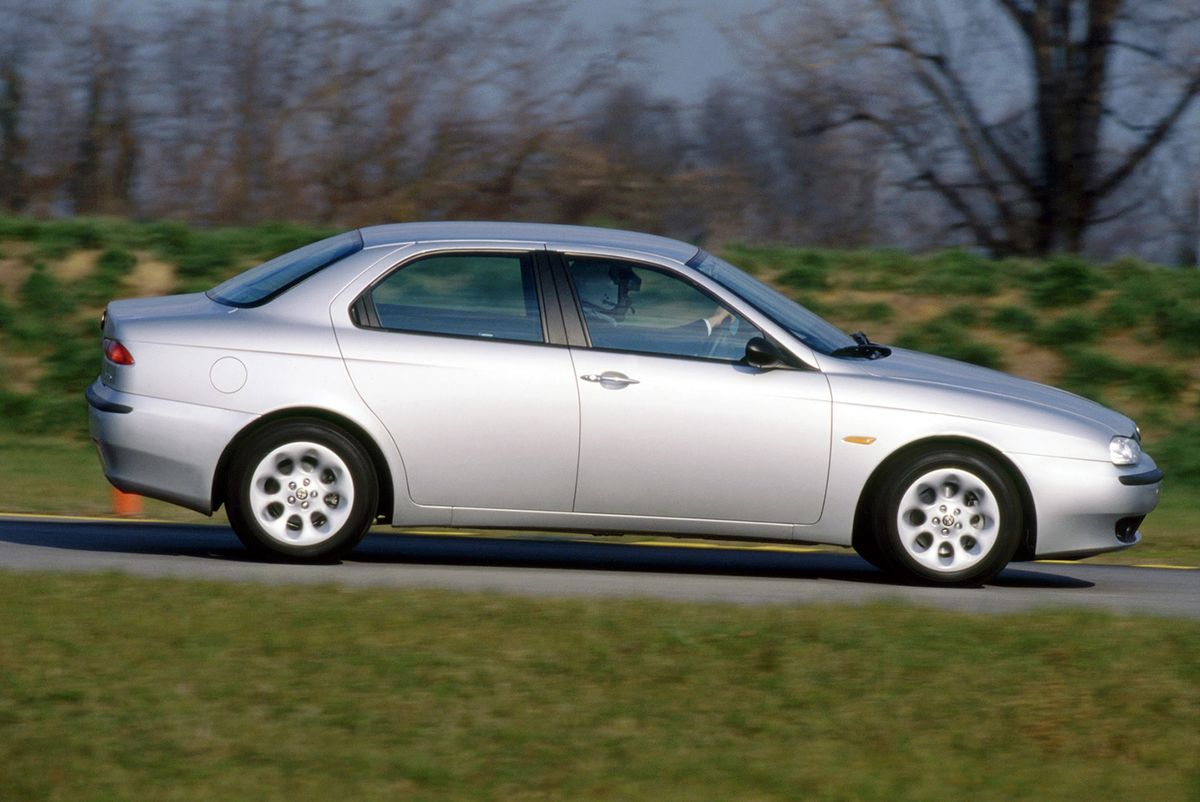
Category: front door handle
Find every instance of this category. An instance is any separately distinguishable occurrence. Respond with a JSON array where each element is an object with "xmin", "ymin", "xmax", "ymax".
[{"xmin": 580, "ymin": 371, "xmax": 640, "ymax": 387}]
